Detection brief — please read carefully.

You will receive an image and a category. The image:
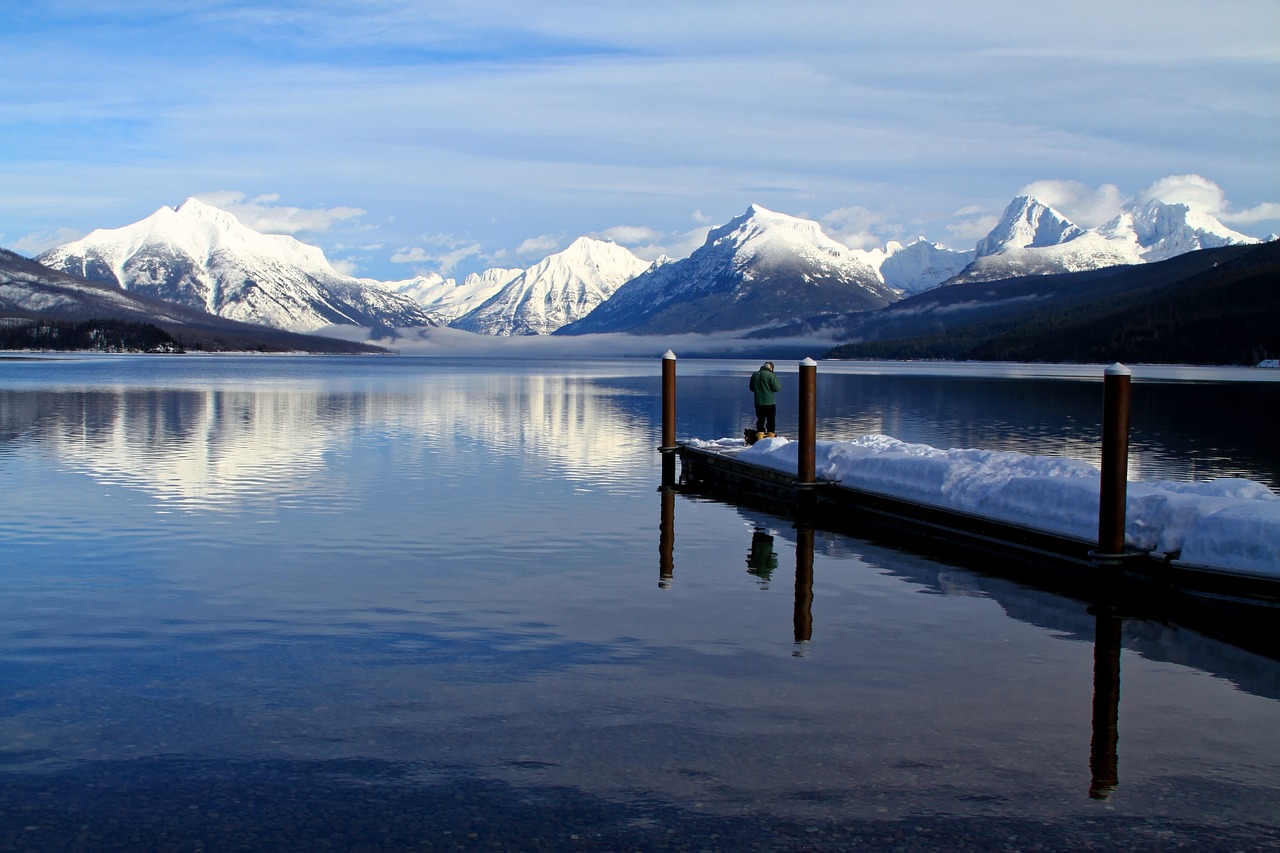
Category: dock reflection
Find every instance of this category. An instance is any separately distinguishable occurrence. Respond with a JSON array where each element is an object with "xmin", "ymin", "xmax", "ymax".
[{"xmin": 658, "ymin": 487, "xmax": 1129, "ymax": 801}]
